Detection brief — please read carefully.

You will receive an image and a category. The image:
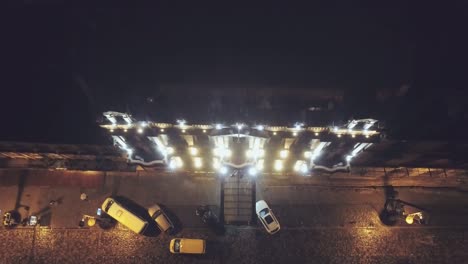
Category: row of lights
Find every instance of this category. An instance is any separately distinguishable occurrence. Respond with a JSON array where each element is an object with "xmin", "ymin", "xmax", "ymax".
[
  {"xmin": 167, "ymin": 152, "xmax": 312, "ymax": 175},
  {"xmin": 336, "ymin": 134, "xmax": 371, "ymax": 139},
  {"xmin": 112, "ymin": 125, "xmax": 379, "ymax": 139},
  {"xmin": 110, "ymin": 127, "xmax": 210, "ymax": 134},
  {"xmin": 107, "ymin": 118, "xmax": 376, "ymax": 138},
  {"xmin": 112, "ymin": 127, "xmax": 379, "ymax": 140}
]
